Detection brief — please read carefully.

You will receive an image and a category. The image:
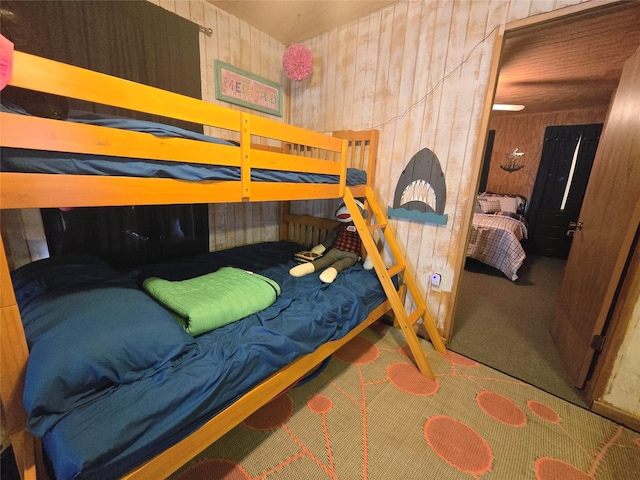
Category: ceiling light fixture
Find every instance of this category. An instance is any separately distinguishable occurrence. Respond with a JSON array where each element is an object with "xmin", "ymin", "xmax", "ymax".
[{"xmin": 492, "ymin": 104, "xmax": 525, "ymax": 111}]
